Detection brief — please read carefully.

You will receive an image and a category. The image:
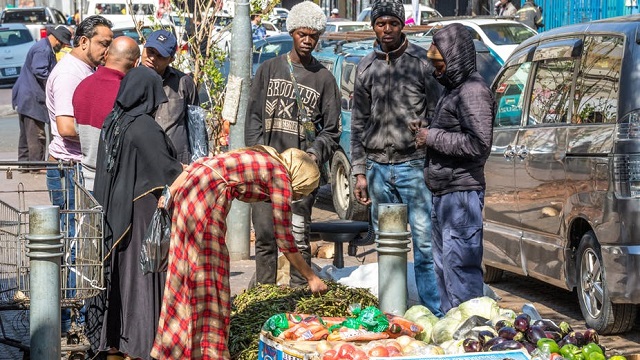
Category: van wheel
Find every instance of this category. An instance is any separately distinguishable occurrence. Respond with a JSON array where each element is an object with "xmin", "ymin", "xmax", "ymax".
[
  {"xmin": 576, "ymin": 231, "xmax": 637, "ymax": 334},
  {"xmin": 483, "ymin": 264, "xmax": 504, "ymax": 283},
  {"xmin": 330, "ymin": 151, "xmax": 368, "ymax": 221}
]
